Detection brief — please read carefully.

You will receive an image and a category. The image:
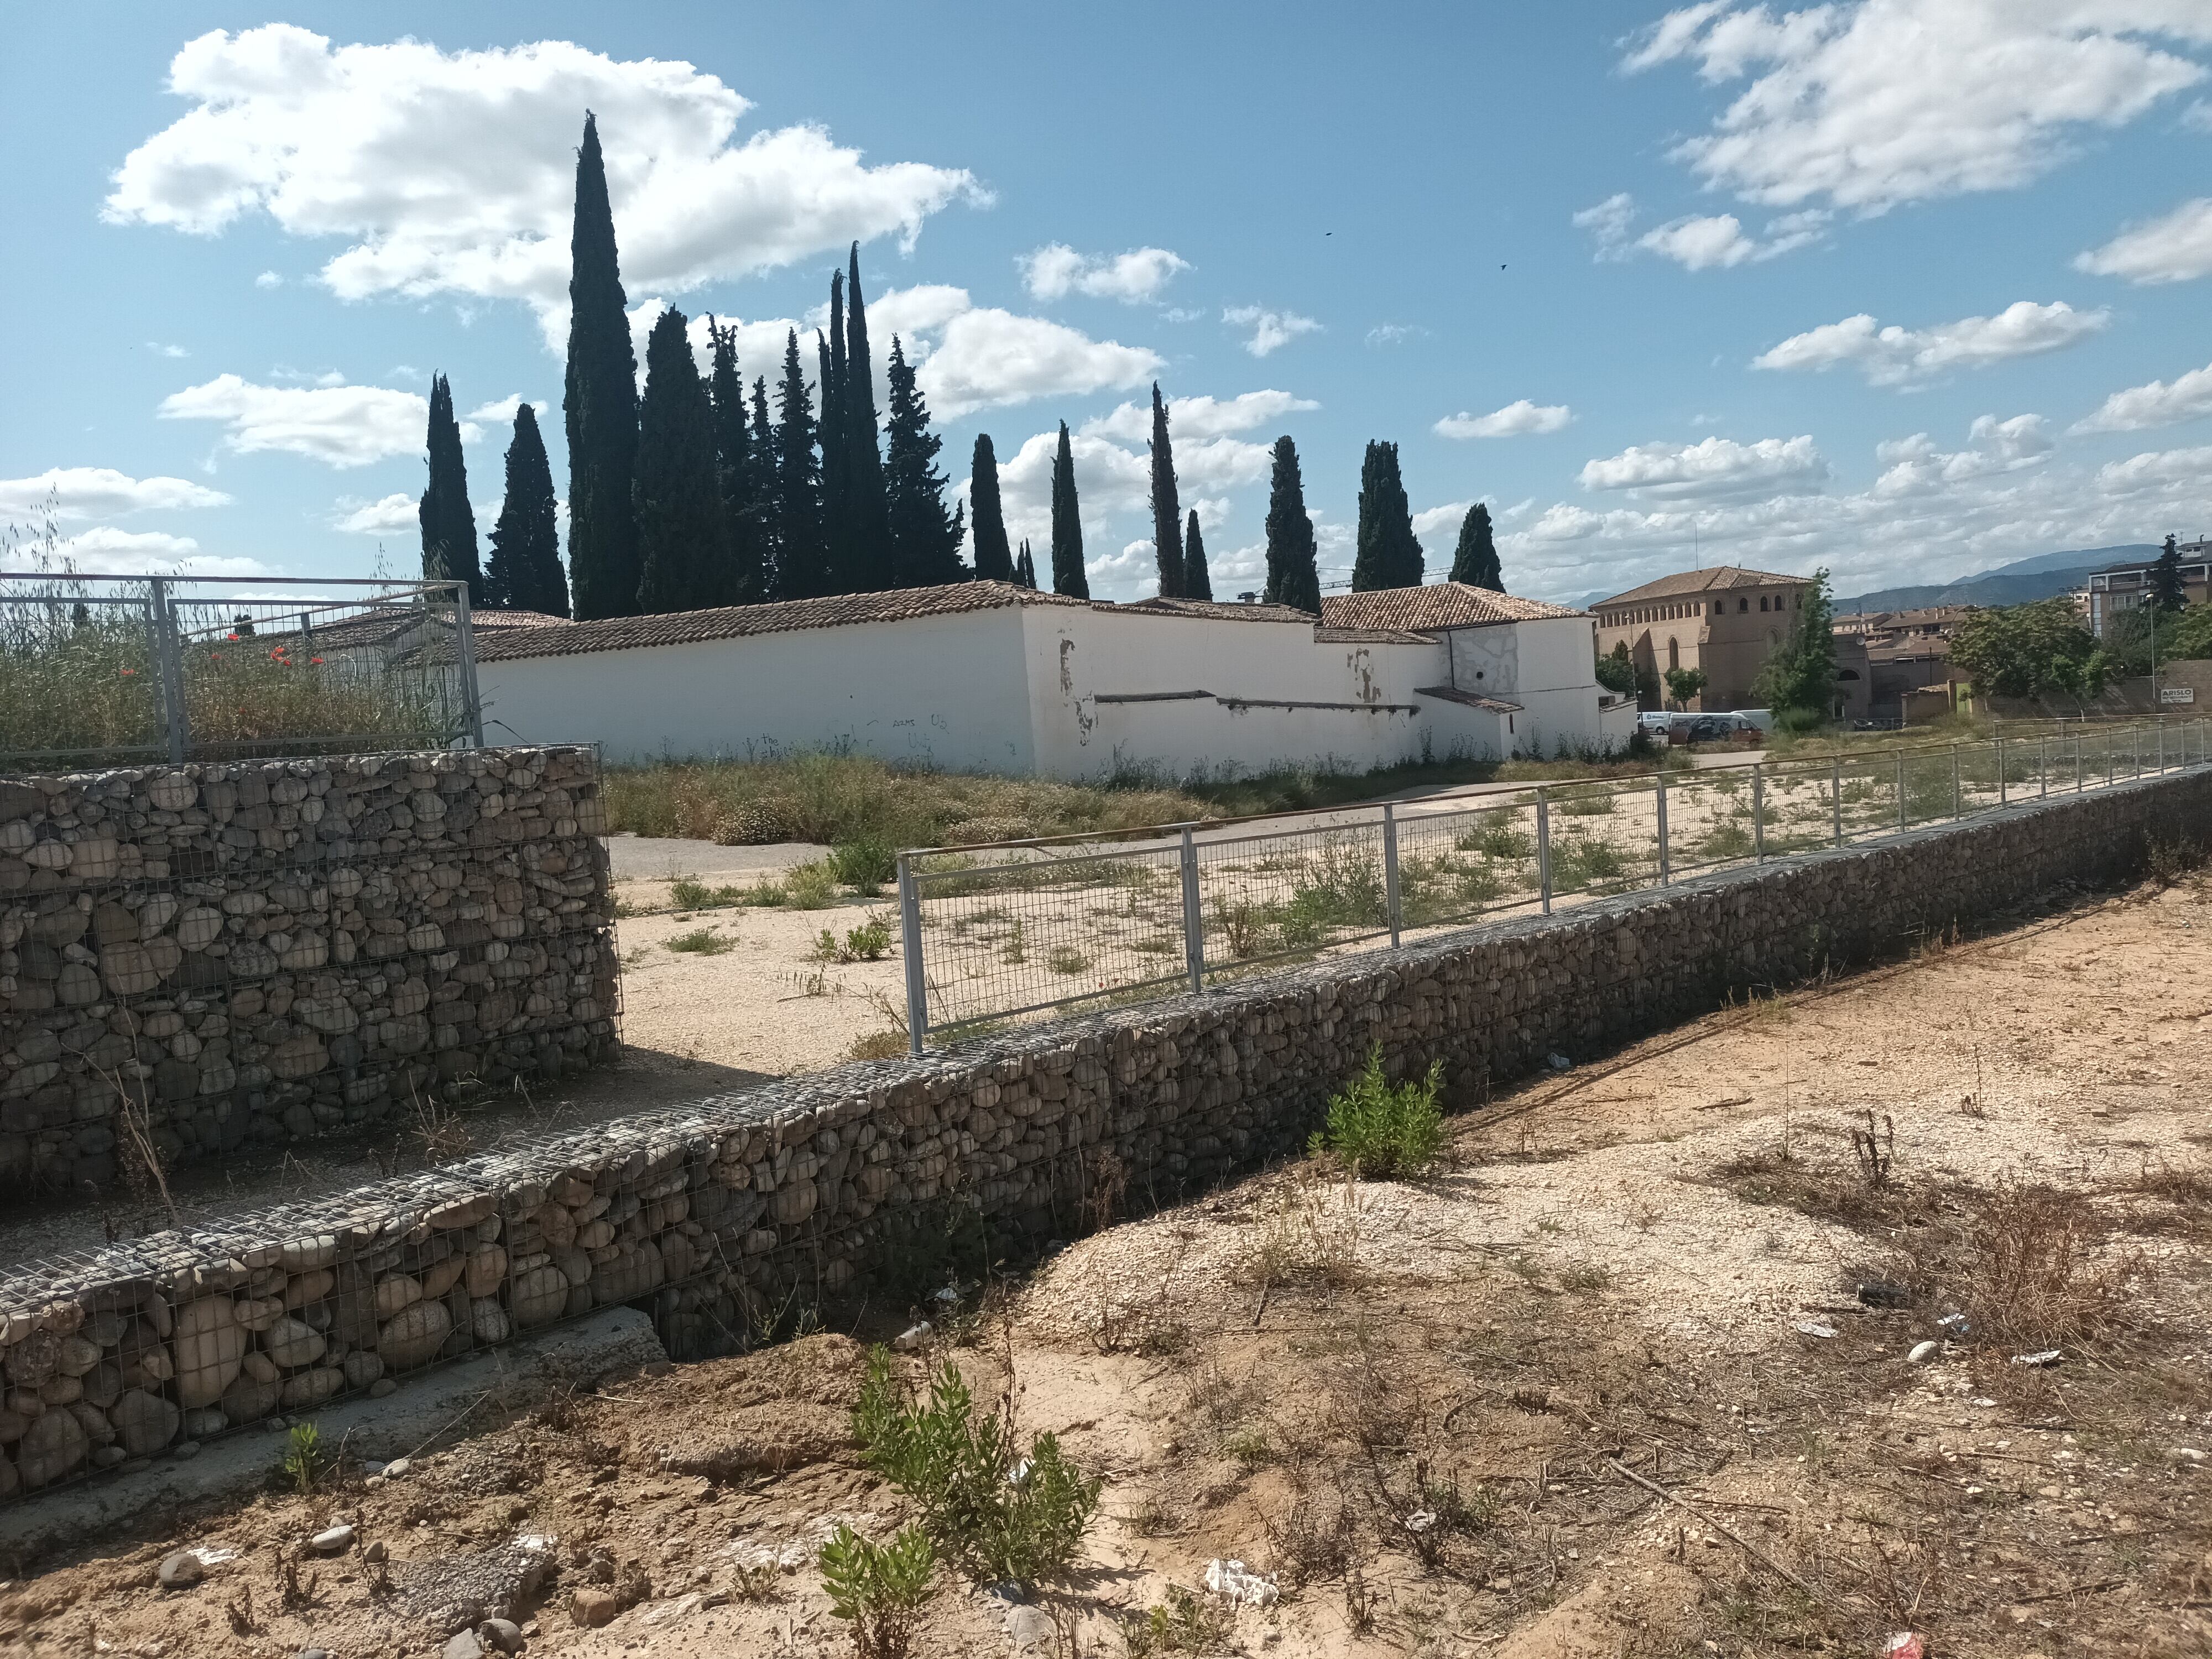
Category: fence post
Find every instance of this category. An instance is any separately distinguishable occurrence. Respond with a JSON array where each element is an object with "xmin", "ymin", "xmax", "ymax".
[
  {"xmin": 2157, "ymin": 717, "xmax": 2166, "ymax": 774},
  {"xmin": 1832, "ymin": 758, "xmax": 1843, "ymax": 847},
  {"xmin": 2040, "ymin": 736, "xmax": 2048, "ymax": 799},
  {"xmin": 1895, "ymin": 750, "xmax": 1907, "ymax": 832},
  {"xmin": 1179, "ymin": 826, "xmax": 1204, "ymax": 994},
  {"xmin": 1997, "ymin": 735, "xmax": 2006, "ymax": 807},
  {"xmin": 897, "ymin": 853, "xmax": 927, "ymax": 1058},
  {"xmin": 1655, "ymin": 776, "xmax": 1670, "ymax": 885},
  {"xmin": 1381, "ymin": 803, "xmax": 1402, "ymax": 948},
  {"xmin": 1535, "ymin": 789, "xmax": 1552, "ymax": 915},
  {"xmin": 147, "ymin": 577, "xmax": 189, "ymax": 764},
  {"xmin": 1752, "ymin": 764, "xmax": 1766, "ymax": 863},
  {"xmin": 452, "ymin": 583, "xmax": 485, "ymax": 749},
  {"xmin": 1950, "ymin": 744, "xmax": 1961, "ymax": 819},
  {"xmin": 2075, "ymin": 731, "xmax": 2083, "ymax": 792}
]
